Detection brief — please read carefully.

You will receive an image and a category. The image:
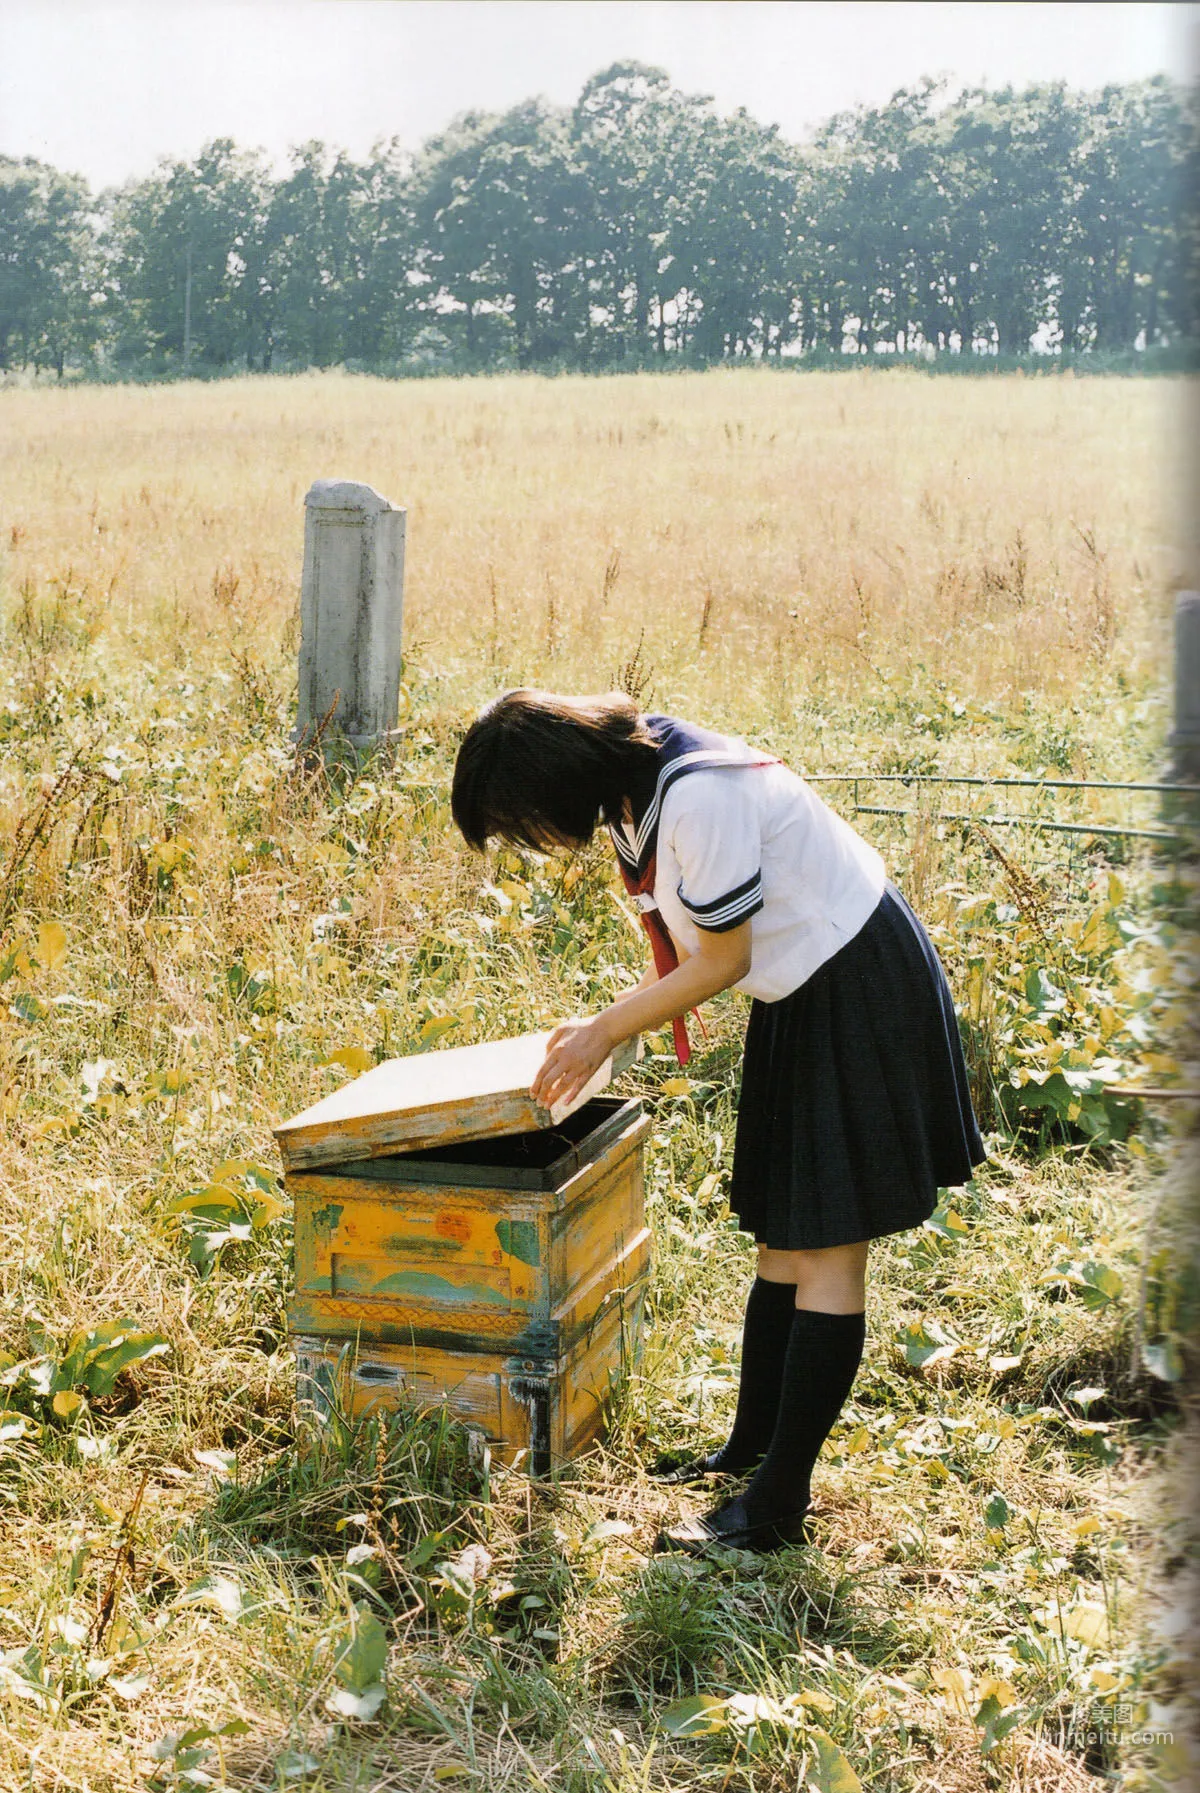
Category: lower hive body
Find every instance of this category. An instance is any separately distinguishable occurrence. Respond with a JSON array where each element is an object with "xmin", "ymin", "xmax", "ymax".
[
  {"xmin": 293, "ymin": 1277, "xmax": 644, "ymax": 1474},
  {"xmin": 287, "ymin": 1098, "xmax": 649, "ymax": 1470}
]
